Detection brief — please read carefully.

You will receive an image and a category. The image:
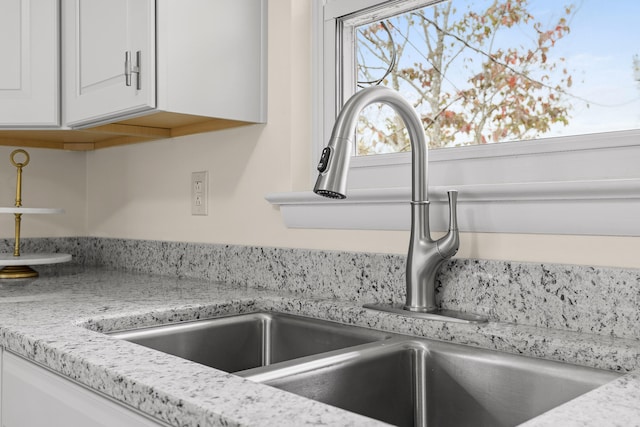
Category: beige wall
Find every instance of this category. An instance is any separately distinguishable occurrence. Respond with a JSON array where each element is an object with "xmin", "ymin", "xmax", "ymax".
[
  {"xmin": 2, "ymin": 0, "xmax": 639, "ymax": 269},
  {"xmin": 0, "ymin": 146, "xmax": 86, "ymax": 238}
]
